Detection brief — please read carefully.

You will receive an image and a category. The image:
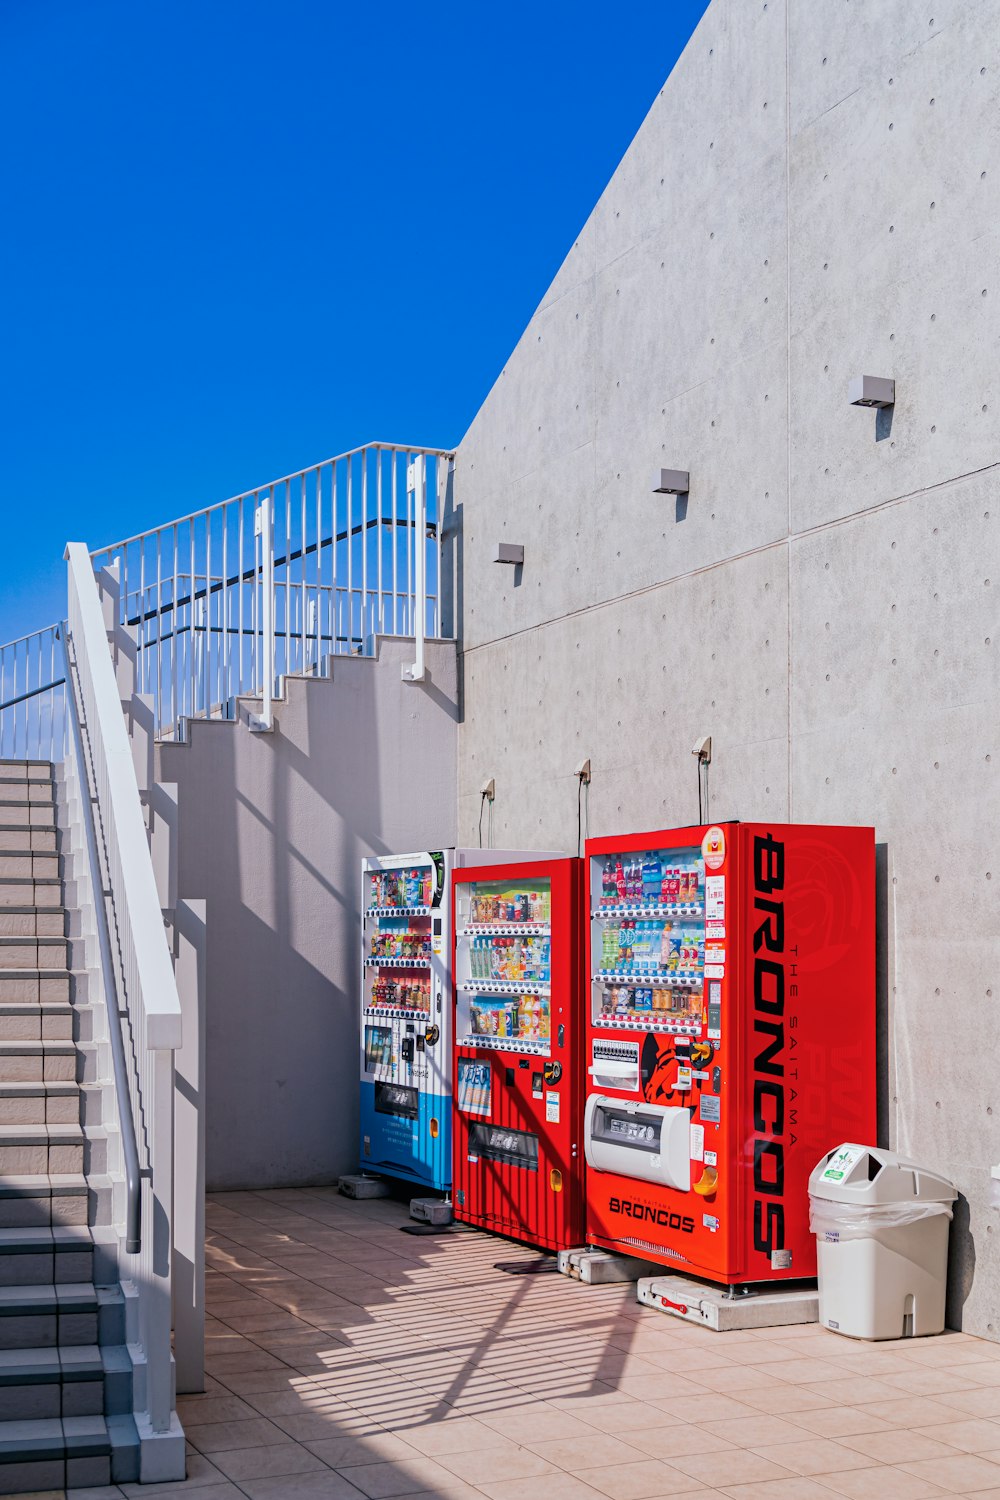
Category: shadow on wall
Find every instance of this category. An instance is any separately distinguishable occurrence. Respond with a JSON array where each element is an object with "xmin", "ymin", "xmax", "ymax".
[
  {"xmin": 158, "ymin": 651, "xmax": 459, "ymax": 1193},
  {"xmin": 874, "ymin": 841, "xmax": 890, "ymax": 1149},
  {"xmin": 946, "ymin": 1192, "xmax": 975, "ymax": 1331}
]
